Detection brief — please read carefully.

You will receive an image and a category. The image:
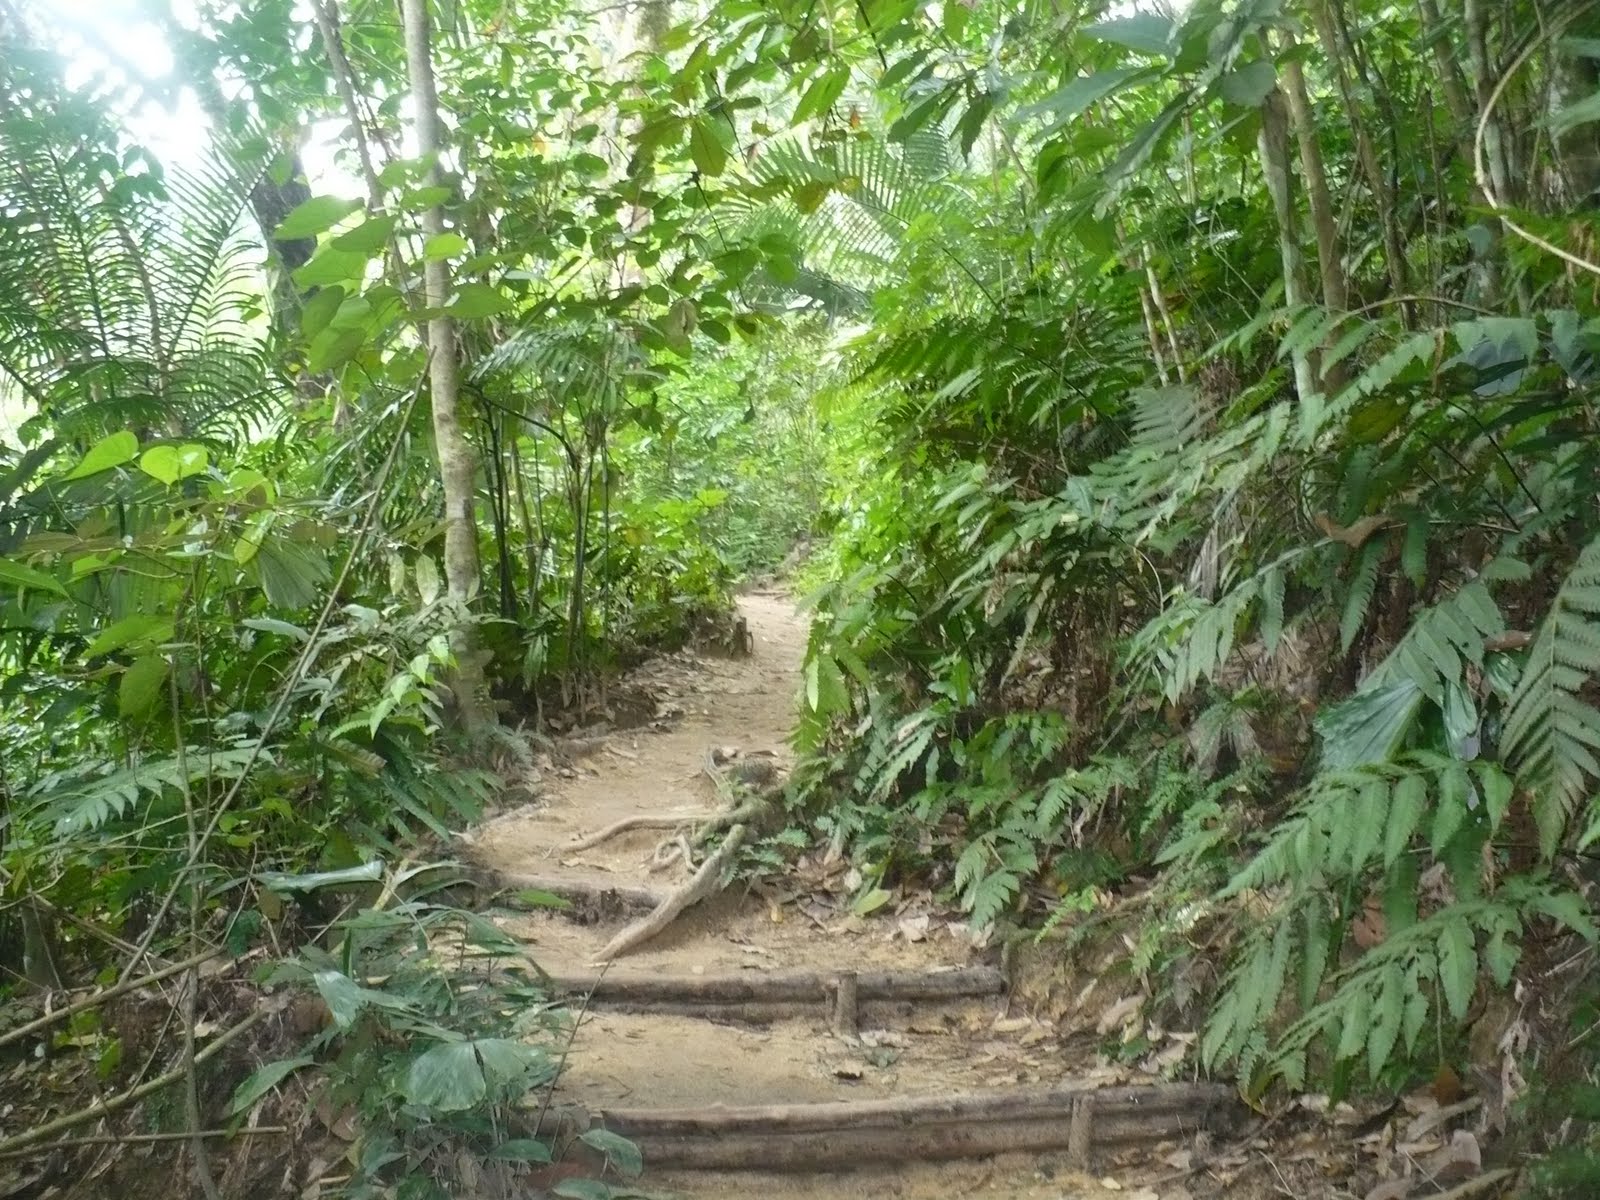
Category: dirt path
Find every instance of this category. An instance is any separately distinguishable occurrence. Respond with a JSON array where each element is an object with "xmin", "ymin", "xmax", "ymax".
[{"xmin": 465, "ymin": 594, "xmax": 1216, "ymax": 1199}]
